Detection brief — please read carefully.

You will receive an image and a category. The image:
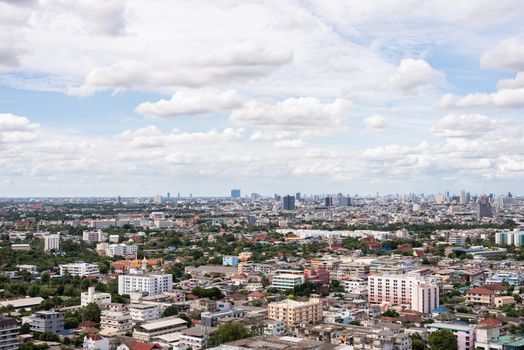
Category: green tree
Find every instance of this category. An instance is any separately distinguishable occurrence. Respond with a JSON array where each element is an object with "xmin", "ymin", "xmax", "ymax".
[
  {"xmin": 411, "ymin": 333, "xmax": 426, "ymax": 350},
  {"xmin": 208, "ymin": 322, "xmax": 251, "ymax": 346},
  {"xmin": 81, "ymin": 303, "xmax": 101, "ymax": 323},
  {"xmin": 163, "ymin": 305, "xmax": 179, "ymax": 317},
  {"xmin": 428, "ymin": 329, "xmax": 457, "ymax": 350}
]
